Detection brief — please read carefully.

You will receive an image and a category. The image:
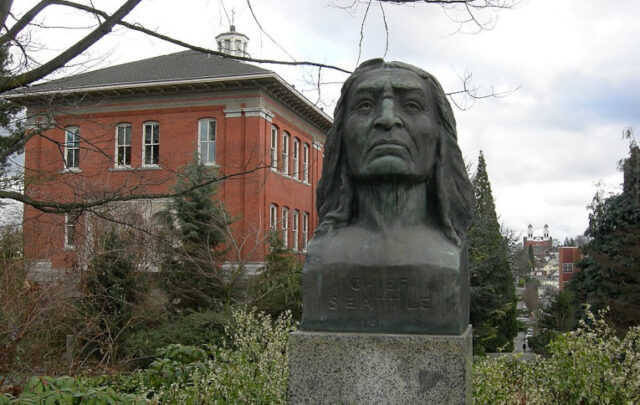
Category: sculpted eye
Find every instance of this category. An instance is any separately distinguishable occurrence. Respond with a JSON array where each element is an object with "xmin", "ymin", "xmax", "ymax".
[
  {"xmin": 403, "ymin": 101, "xmax": 423, "ymax": 112},
  {"xmin": 356, "ymin": 100, "xmax": 374, "ymax": 111}
]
